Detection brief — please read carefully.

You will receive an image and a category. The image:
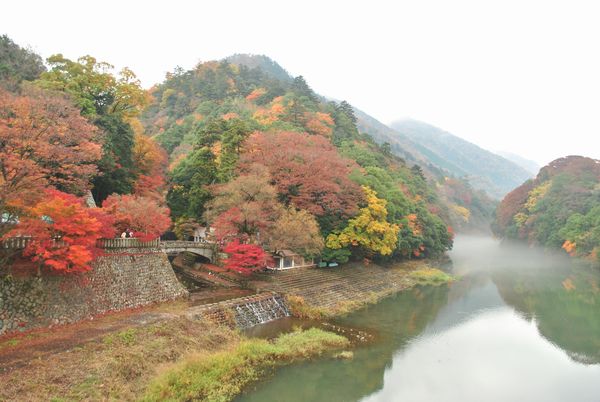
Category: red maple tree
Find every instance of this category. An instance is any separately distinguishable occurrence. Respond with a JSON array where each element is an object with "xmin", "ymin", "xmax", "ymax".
[
  {"xmin": 131, "ymin": 133, "xmax": 168, "ymax": 202},
  {"xmin": 4, "ymin": 189, "xmax": 115, "ymax": 273},
  {"xmin": 222, "ymin": 240, "xmax": 272, "ymax": 274}
]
